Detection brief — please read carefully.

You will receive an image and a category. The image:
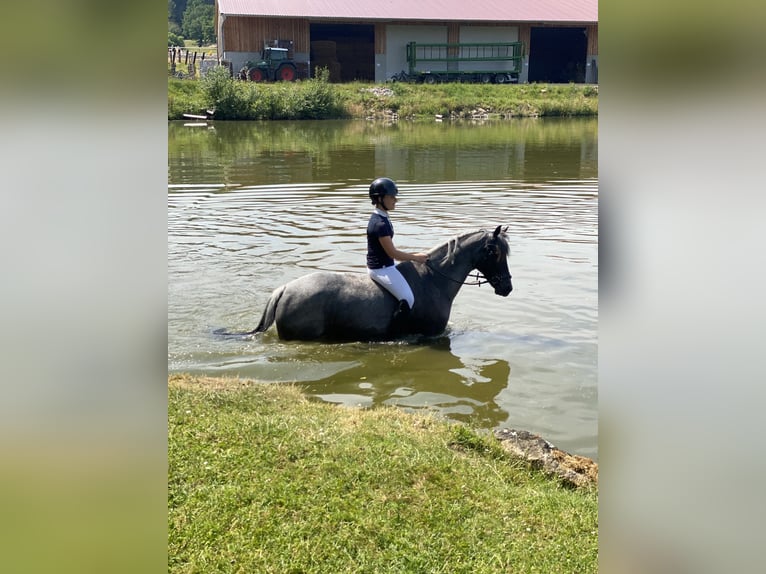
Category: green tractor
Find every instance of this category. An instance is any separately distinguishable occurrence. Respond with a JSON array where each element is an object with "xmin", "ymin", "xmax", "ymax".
[{"xmin": 243, "ymin": 47, "xmax": 298, "ymax": 82}]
